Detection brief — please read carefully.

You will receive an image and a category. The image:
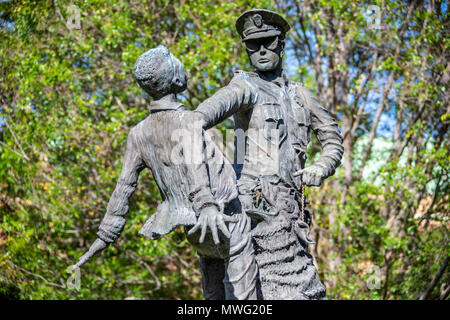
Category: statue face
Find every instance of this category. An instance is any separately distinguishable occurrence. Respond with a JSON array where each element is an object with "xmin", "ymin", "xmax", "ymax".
[
  {"xmin": 245, "ymin": 36, "xmax": 283, "ymax": 72},
  {"xmin": 168, "ymin": 52, "xmax": 188, "ymax": 94}
]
